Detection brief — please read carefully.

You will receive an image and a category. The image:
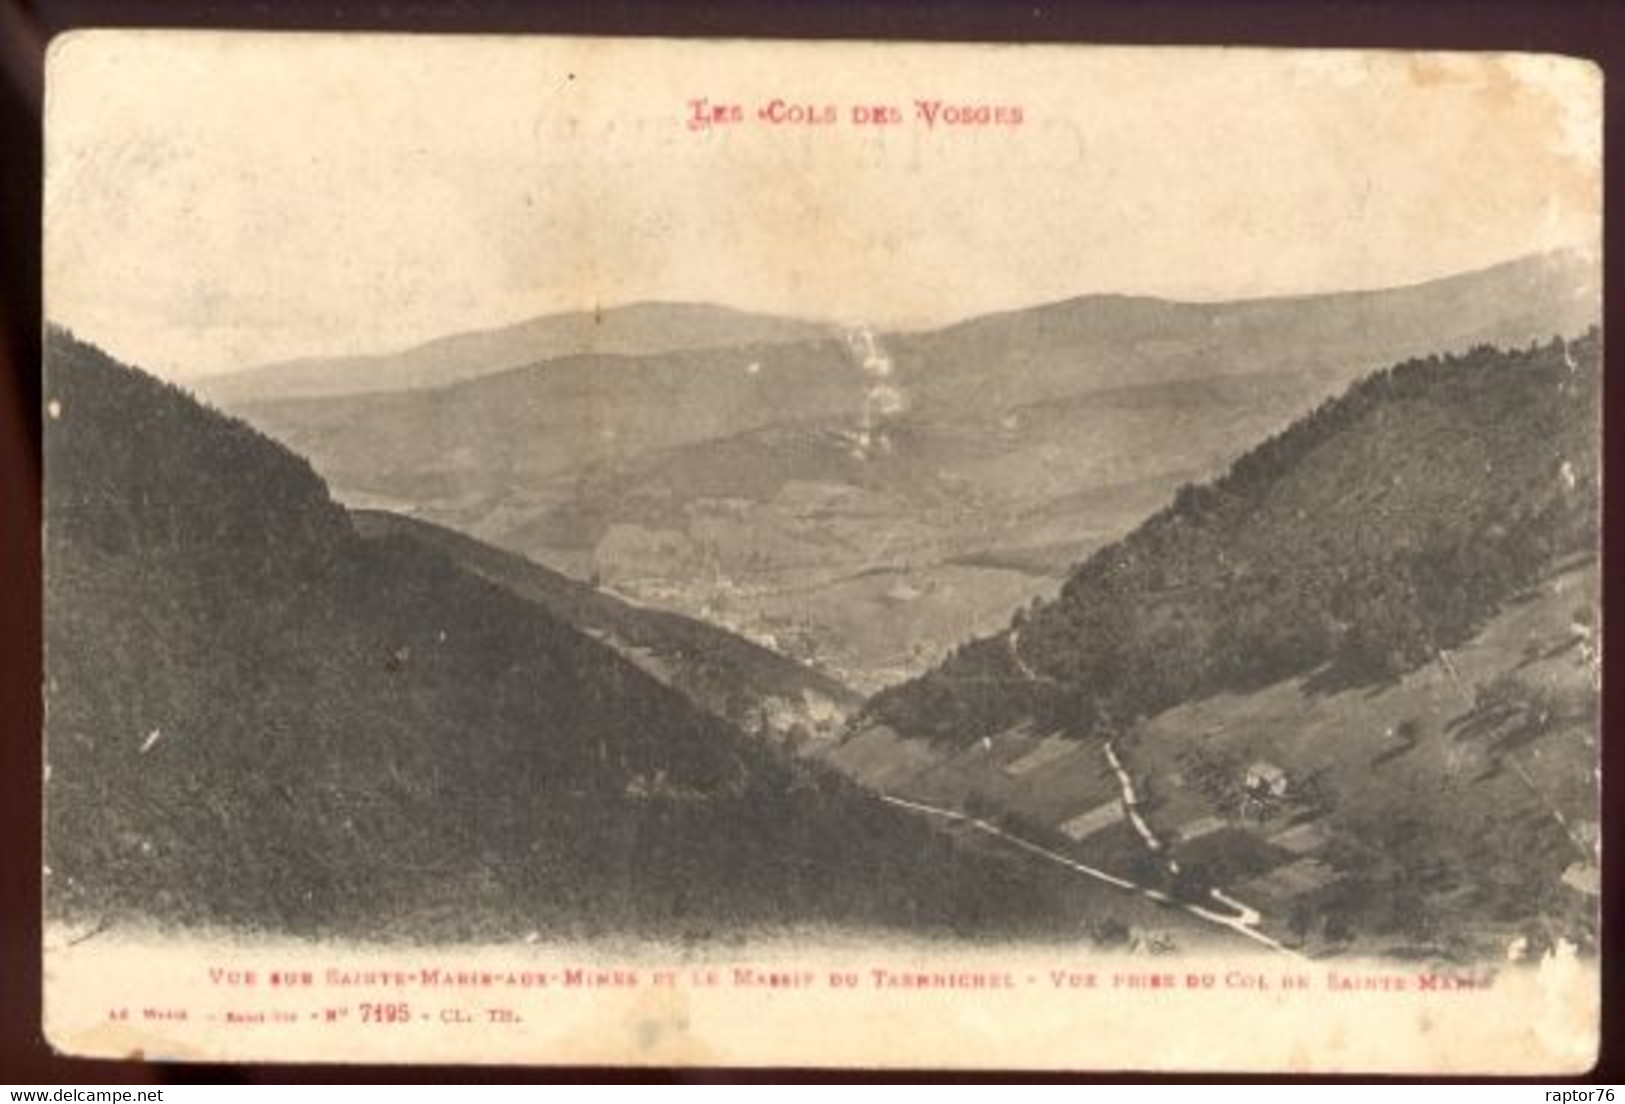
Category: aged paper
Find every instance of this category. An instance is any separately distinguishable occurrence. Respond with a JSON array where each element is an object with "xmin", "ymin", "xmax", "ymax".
[{"xmin": 42, "ymin": 32, "xmax": 1601, "ymax": 1071}]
